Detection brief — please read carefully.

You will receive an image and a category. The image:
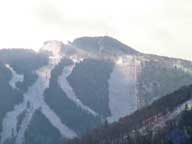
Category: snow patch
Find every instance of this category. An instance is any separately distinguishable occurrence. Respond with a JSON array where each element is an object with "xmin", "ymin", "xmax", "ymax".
[
  {"xmin": 173, "ymin": 63, "xmax": 192, "ymax": 74},
  {"xmin": 5, "ymin": 64, "xmax": 24, "ymax": 90},
  {"xmin": 168, "ymin": 98, "xmax": 192, "ymax": 120},
  {"xmin": 153, "ymin": 99, "xmax": 192, "ymax": 131}
]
